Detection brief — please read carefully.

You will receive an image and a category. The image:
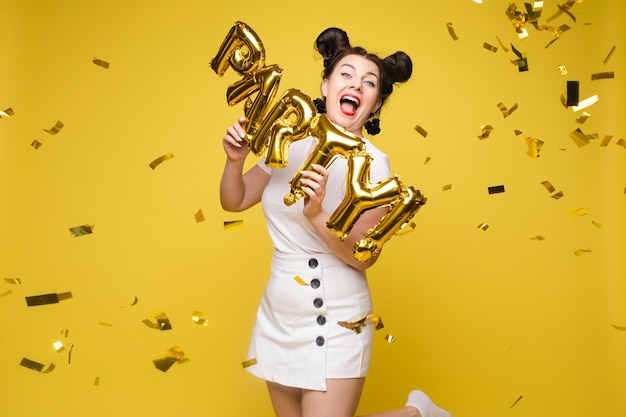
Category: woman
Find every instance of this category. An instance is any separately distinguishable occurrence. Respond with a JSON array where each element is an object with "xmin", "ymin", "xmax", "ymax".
[{"xmin": 220, "ymin": 27, "xmax": 452, "ymax": 417}]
